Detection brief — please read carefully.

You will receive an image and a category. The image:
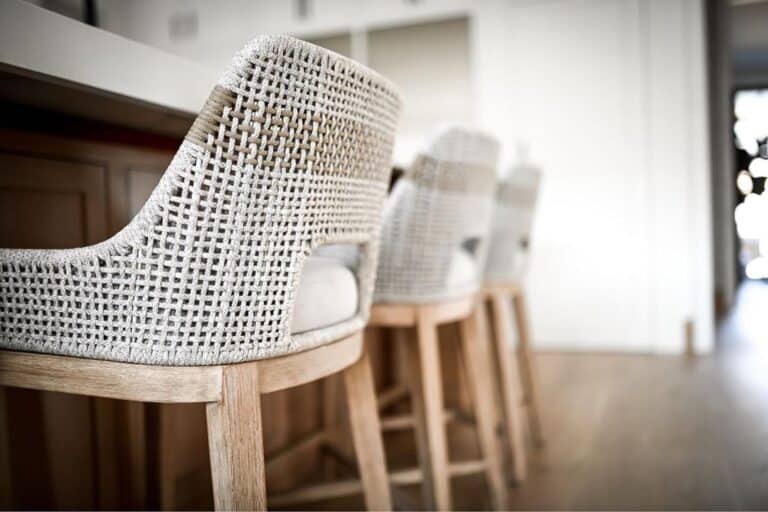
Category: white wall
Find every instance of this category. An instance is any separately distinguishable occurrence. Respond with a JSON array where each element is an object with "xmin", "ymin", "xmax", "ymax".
[
  {"xmin": 367, "ymin": 18, "xmax": 473, "ymax": 165},
  {"xmin": 473, "ymin": 0, "xmax": 712, "ymax": 354},
  {"xmin": 96, "ymin": 0, "xmax": 714, "ymax": 354},
  {"xmin": 95, "ymin": 0, "xmax": 472, "ymax": 69}
]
